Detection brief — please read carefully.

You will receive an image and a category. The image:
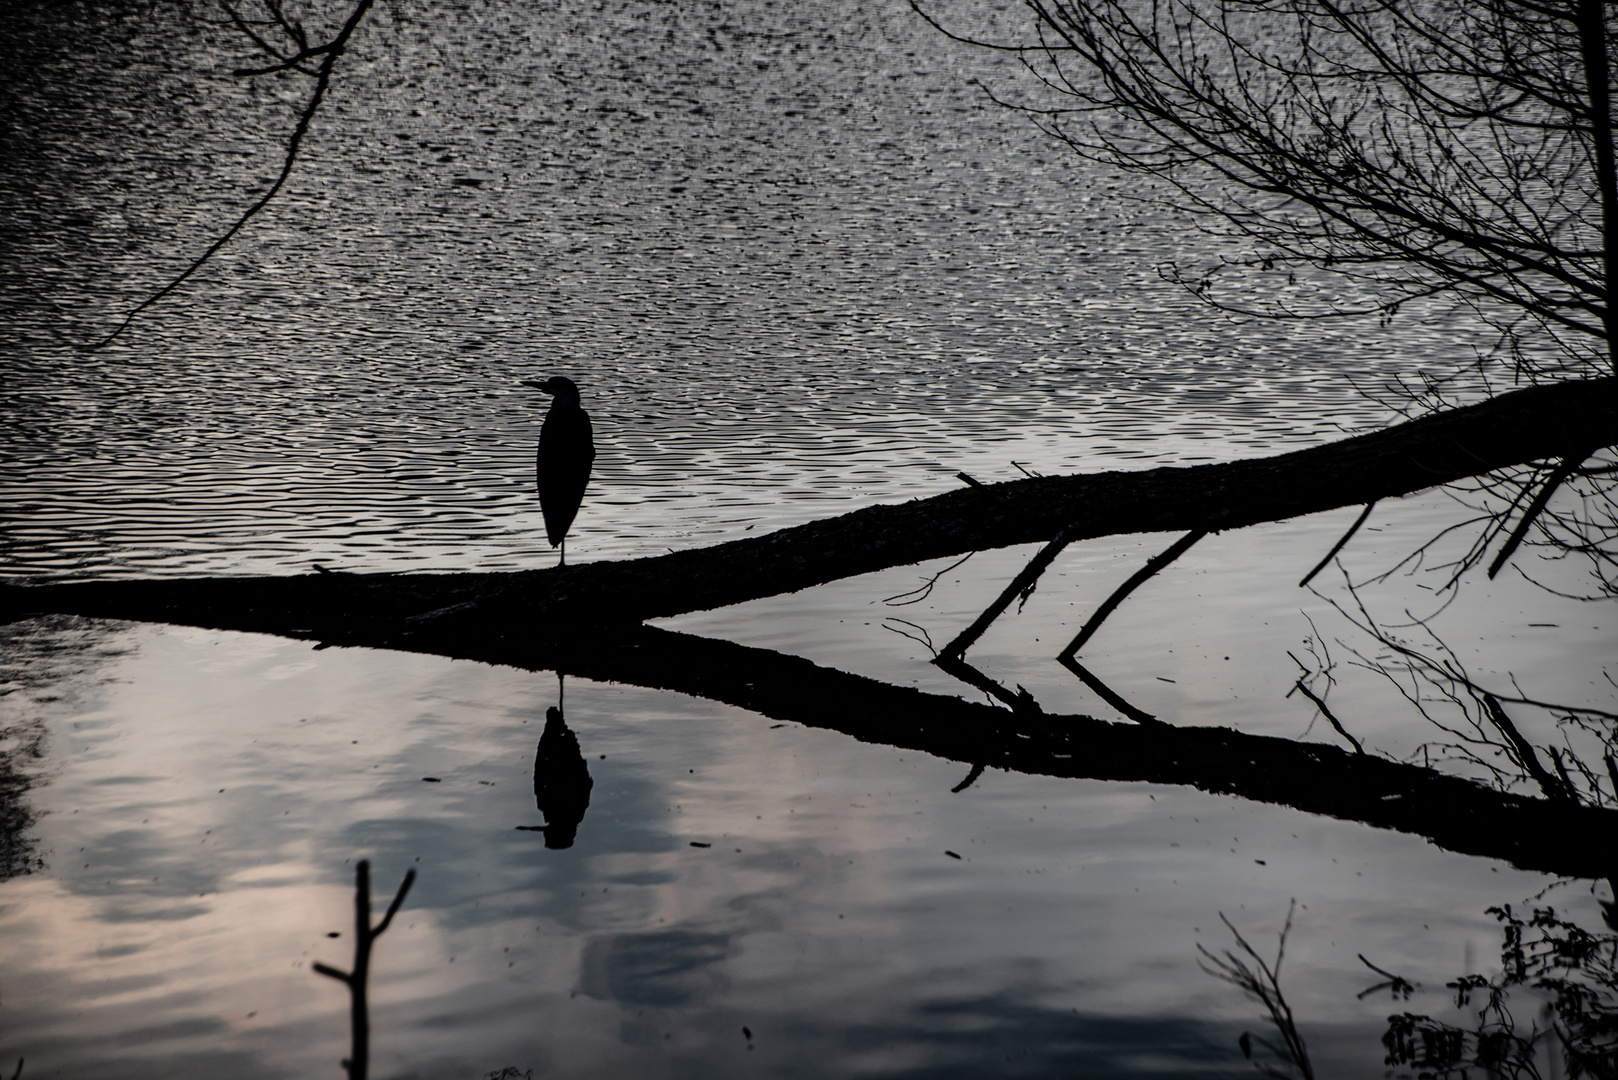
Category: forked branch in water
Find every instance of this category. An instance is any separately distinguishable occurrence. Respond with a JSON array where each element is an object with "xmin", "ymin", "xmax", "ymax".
[{"xmin": 313, "ymin": 860, "xmax": 417, "ymax": 1080}]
